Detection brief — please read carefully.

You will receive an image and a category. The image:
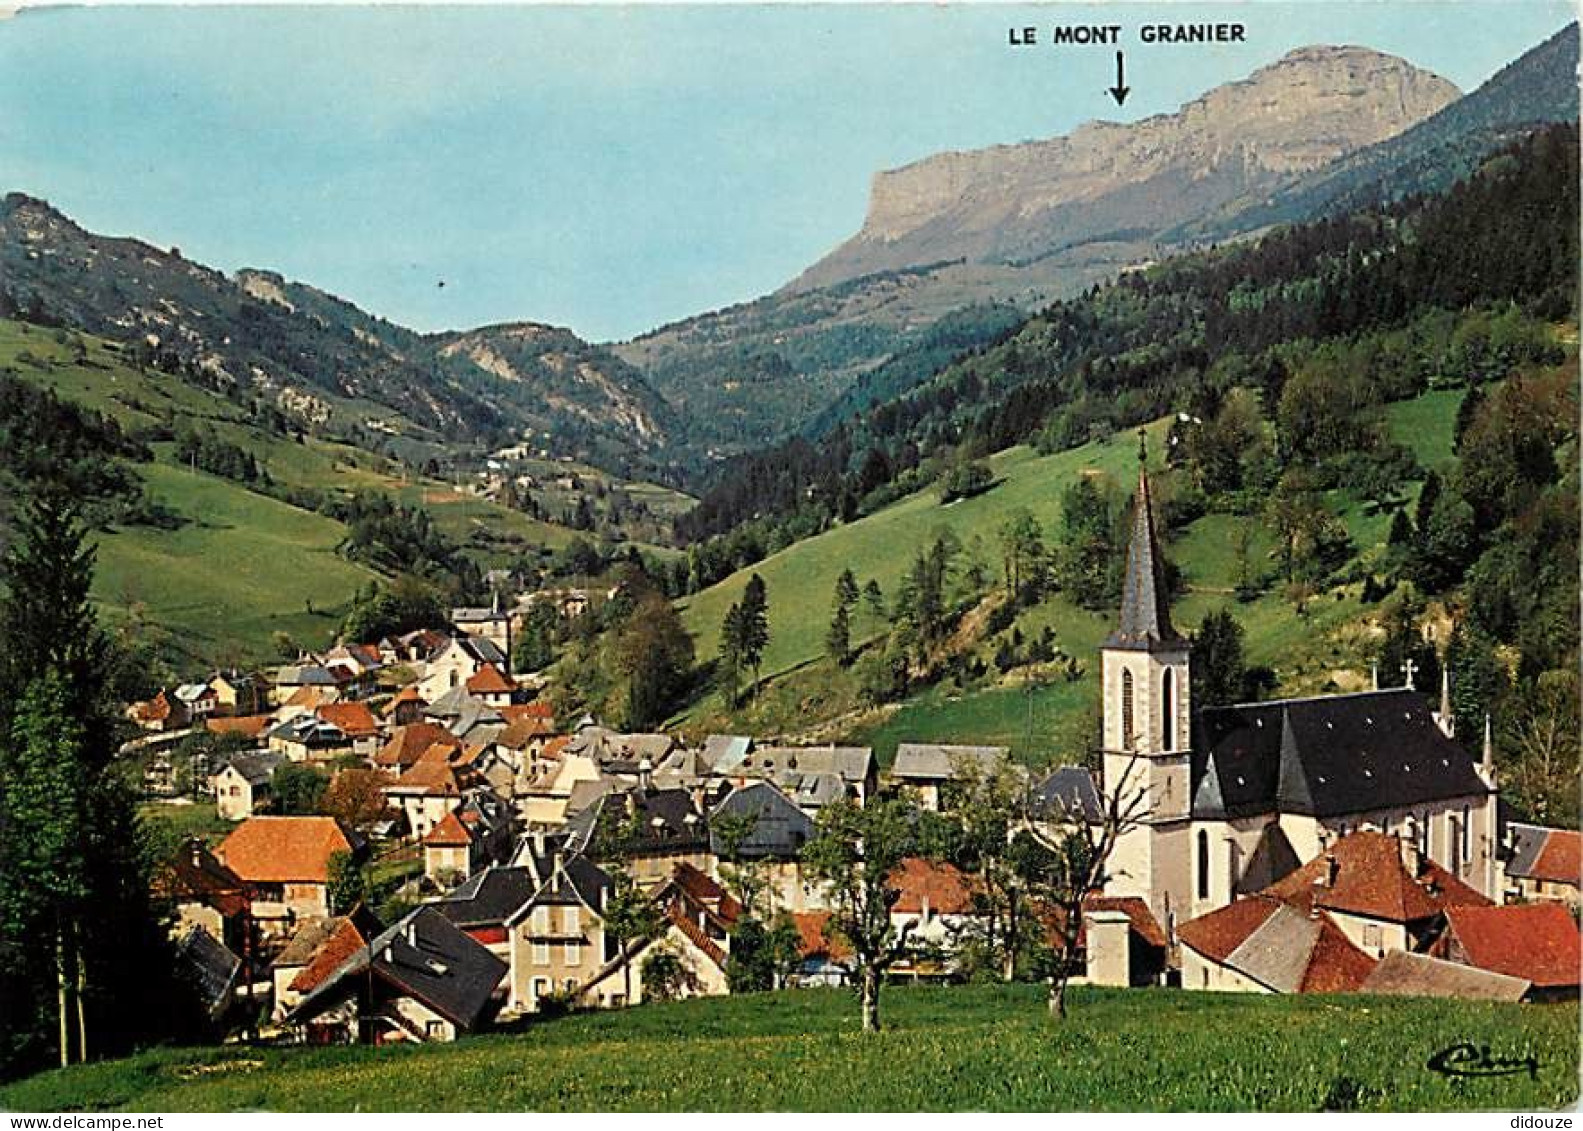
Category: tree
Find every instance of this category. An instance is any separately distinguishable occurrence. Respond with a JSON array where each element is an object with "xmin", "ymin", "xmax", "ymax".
[
  {"xmin": 0, "ymin": 489, "xmax": 177, "ymax": 1075},
  {"xmin": 939, "ymin": 460, "xmax": 993, "ymax": 503},
  {"xmin": 942, "ymin": 757, "xmax": 1037, "ymax": 980},
  {"xmin": 327, "ymin": 849, "xmax": 366, "ymax": 915},
  {"xmin": 1506, "ymin": 669, "xmax": 1580, "ymax": 827},
  {"xmin": 998, "ymin": 508, "xmax": 1046, "ymax": 601},
  {"xmin": 4, "ymin": 671, "xmax": 91, "ymax": 1067},
  {"xmin": 737, "ymin": 574, "xmax": 769, "ymax": 692},
  {"xmin": 1192, "ymin": 608, "xmax": 1248, "ymax": 708},
  {"xmin": 640, "ymin": 946, "xmax": 698, "ymax": 1002},
  {"xmin": 606, "ymin": 590, "xmax": 695, "ymax": 730},
  {"xmin": 601, "ymin": 870, "xmax": 664, "ymax": 1006},
  {"xmin": 272, "ymin": 763, "xmax": 329, "ymax": 815},
  {"xmin": 801, "ymin": 797, "xmax": 920, "ymax": 1032},
  {"xmin": 320, "ymin": 768, "xmax": 391, "ymax": 832},
  {"xmin": 836, "ymin": 568, "xmax": 860, "ymax": 610},
  {"xmin": 512, "ymin": 601, "xmax": 562, "ymax": 673},
  {"xmin": 826, "ymin": 601, "xmax": 852, "ymax": 668},
  {"xmin": 338, "ymin": 575, "xmax": 445, "ymax": 644},
  {"xmin": 1054, "ymin": 478, "xmax": 1117, "ymax": 609},
  {"xmin": 1016, "ymin": 754, "xmax": 1150, "ymax": 1019},
  {"xmin": 862, "ymin": 579, "xmax": 885, "ymax": 620}
]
